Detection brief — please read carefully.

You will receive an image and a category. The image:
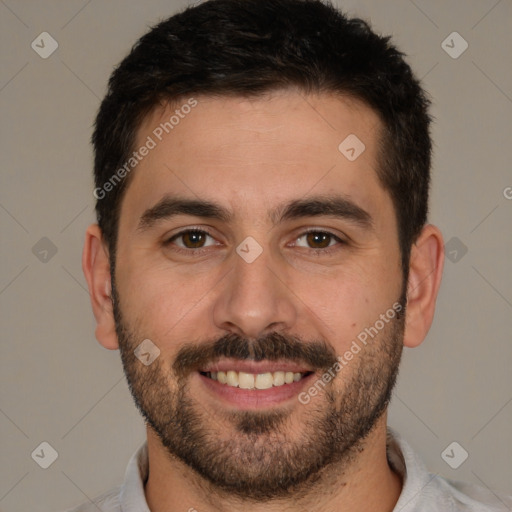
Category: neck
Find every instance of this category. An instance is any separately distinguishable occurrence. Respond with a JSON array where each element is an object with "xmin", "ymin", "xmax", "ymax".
[{"xmin": 144, "ymin": 415, "xmax": 402, "ymax": 512}]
